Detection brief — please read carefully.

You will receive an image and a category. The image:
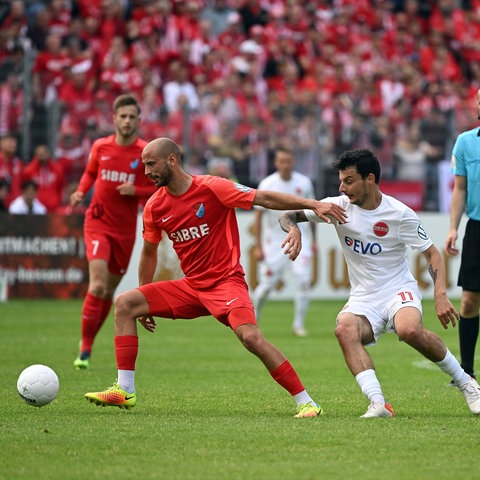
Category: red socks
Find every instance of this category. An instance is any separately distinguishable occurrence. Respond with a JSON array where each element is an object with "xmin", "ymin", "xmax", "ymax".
[
  {"xmin": 270, "ymin": 360, "xmax": 305, "ymax": 396},
  {"xmin": 80, "ymin": 293, "xmax": 113, "ymax": 353},
  {"xmin": 114, "ymin": 335, "xmax": 138, "ymax": 370}
]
